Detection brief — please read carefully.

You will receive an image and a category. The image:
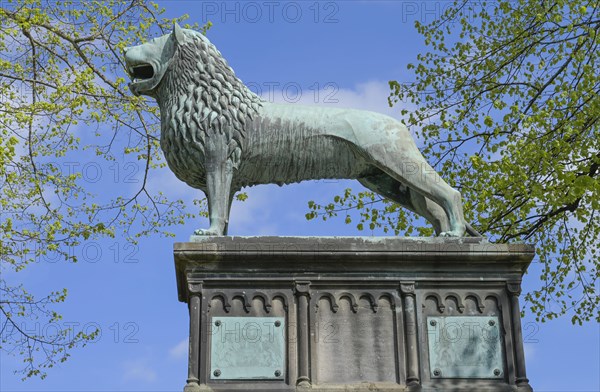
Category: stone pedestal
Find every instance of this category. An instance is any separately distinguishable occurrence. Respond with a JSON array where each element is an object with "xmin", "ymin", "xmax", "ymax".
[{"xmin": 174, "ymin": 237, "xmax": 534, "ymax": 392}]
